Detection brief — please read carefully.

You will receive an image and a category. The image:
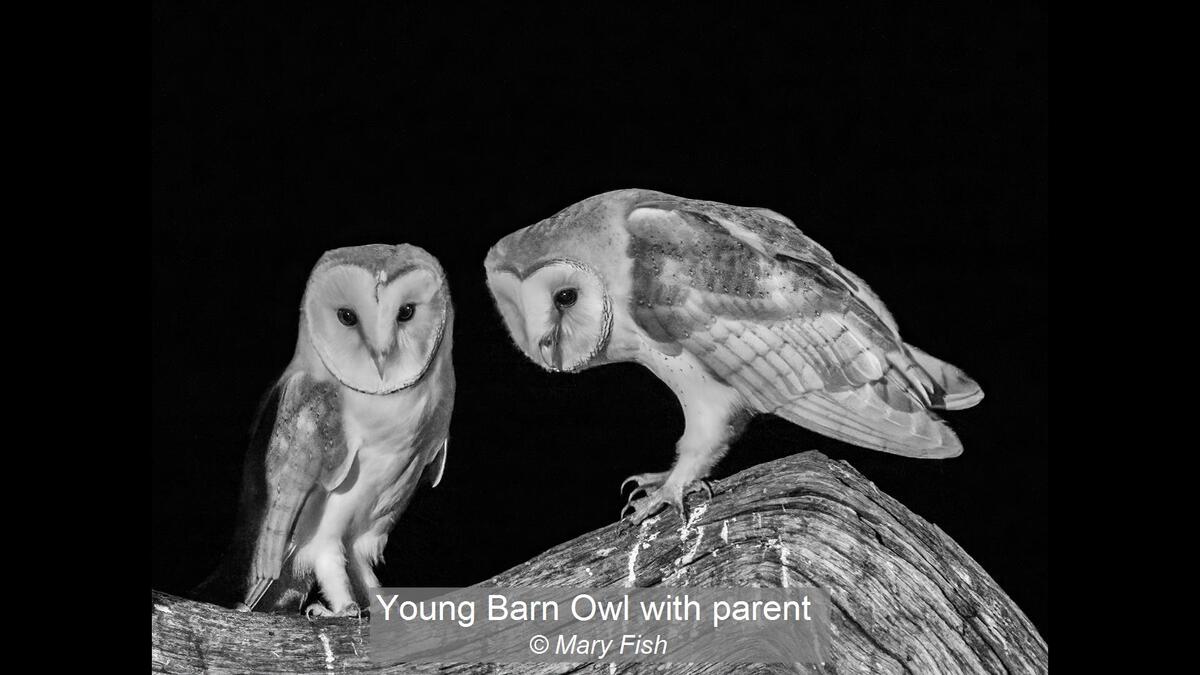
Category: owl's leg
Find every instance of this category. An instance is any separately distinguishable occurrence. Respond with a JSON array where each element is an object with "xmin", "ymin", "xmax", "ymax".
[
  {"xmin": 355, "ymin": 560, "xmax": 381, "ymax": 592},
  {"xmin": 300, "ymin": 542, "xmax": 361, "ymax": 618},
  {"xmin": 623, "ymin": 395, "xmax": 740, "ymax": 524},
  {"xmin": 348, "ymin": 532, "xmax": 387, "ymax": 605}
]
